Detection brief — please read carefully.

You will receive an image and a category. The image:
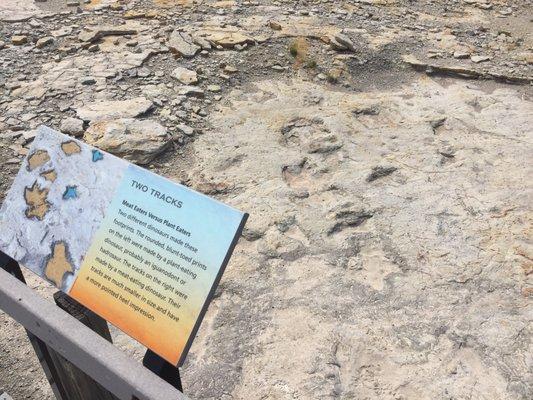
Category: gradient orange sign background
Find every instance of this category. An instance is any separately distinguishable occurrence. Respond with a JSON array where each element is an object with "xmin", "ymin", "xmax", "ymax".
[{"xmin": 70, "ymin": 165, "xmax": 247, "ymax": 365}]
